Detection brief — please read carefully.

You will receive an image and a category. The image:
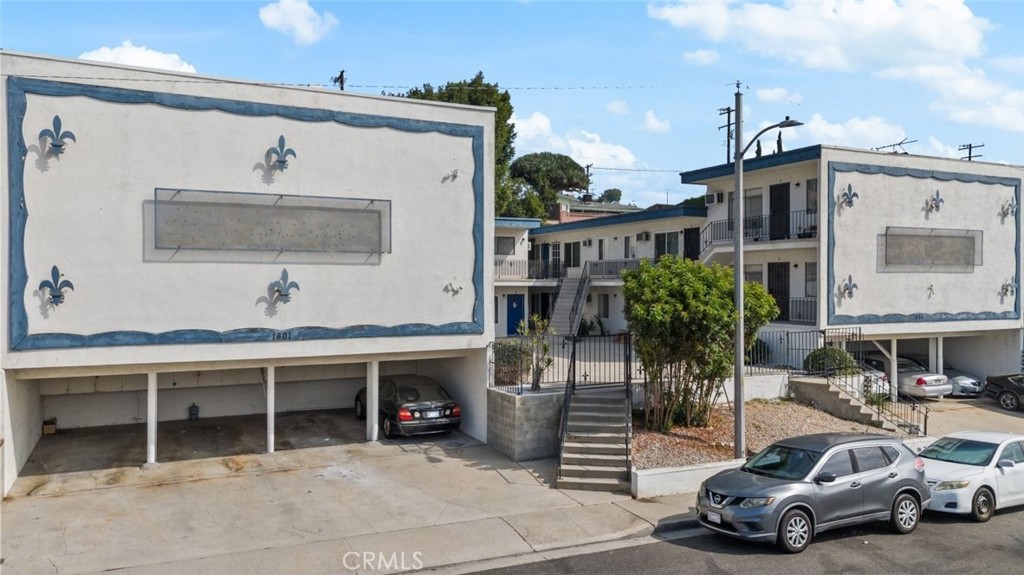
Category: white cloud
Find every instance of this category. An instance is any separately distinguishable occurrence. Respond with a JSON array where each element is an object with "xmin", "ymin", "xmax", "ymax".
[
  {"xmin": 643, "ymin": 110, "xmax": 671, "ymax": 134},
  {"xmin": 511, "ymin": 111, "xmax": 565, "ymax": 152},
  {"xmin": 798, "ymin": 113, "xmax": 908, "ymax": 152},
  {"xmin": 606, "ymin": 100, "xmax": 631, "ymax": 115},
  {"xmin": 78, "ymin": 40, "xmax": 196, "ymax": 73},
  {"xmin": 568, "ymin": 130, "xmax": 638, "ymax": 169},
  {"xmin": 259, "ymin": 0, "xmax": 338, "ymax": 45},
  {"xmin": 756, "ymin": 87, "xmax": 803, "ymax": 104},
  {"xmin": 683, "ymin": 49, "xmax": 718, "ymax": 65},
  {"xmin": 925, "ymin": 136, "xmax": 960, "ymax": 159},
  {"xmin": 650, "ymin": 1, "xmax": 1020, "ymax": 133}
]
